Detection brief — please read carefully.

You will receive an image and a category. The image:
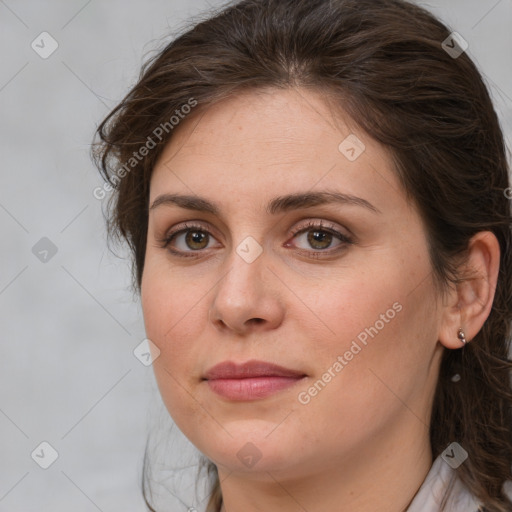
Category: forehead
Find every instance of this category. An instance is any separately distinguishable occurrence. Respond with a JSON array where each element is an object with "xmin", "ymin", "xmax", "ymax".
[{"xmin": 149, "ymin": 88, "xmax": 401, "ymax": 213}]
